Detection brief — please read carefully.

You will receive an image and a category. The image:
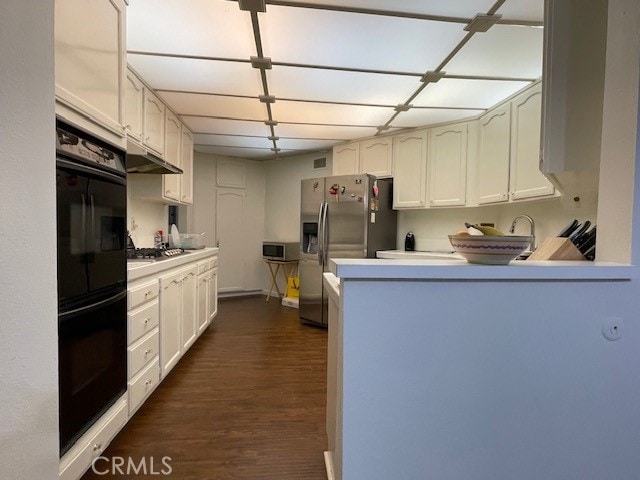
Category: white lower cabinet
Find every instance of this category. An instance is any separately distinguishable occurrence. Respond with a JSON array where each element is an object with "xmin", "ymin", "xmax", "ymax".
[
  {"xmin": 208, "ymin": 268, "xmax": 218, "ymax": 322},
  {"xmin": 197, "ymin": 261, "xmax": 219, "ymax": 335},
  {"xmin": 181, "ymin": 266, "xmax": 198, "ymax": 351},
  {"xmin": 159, "ymin": 270, "xmax": 184, "ymax": 377}
]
